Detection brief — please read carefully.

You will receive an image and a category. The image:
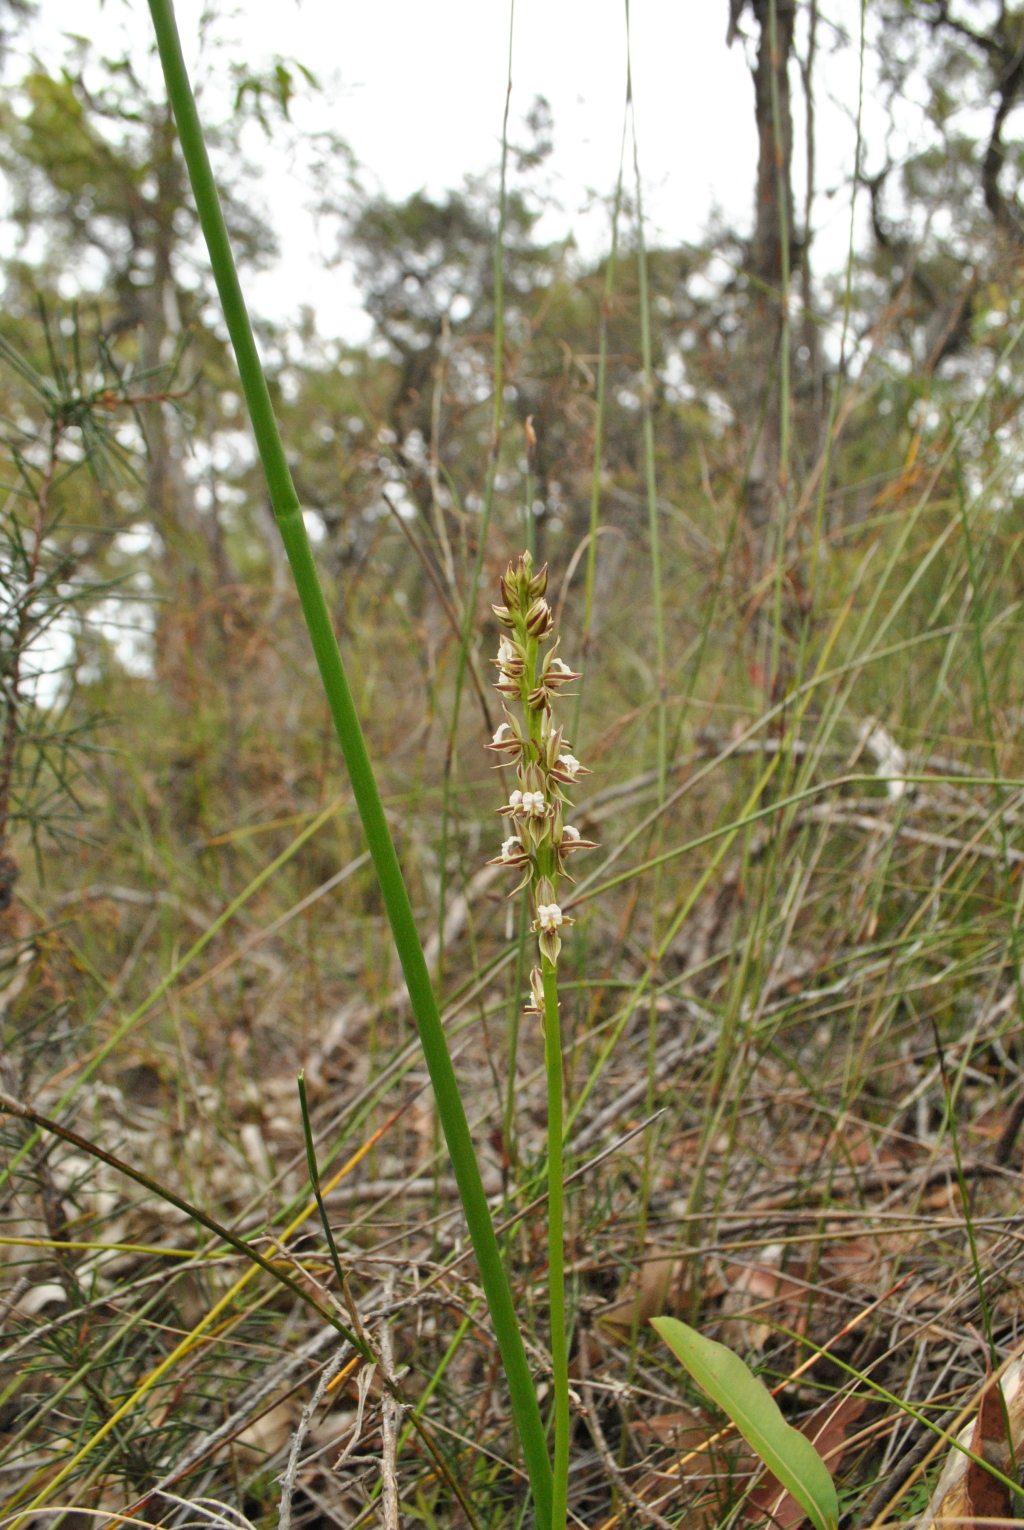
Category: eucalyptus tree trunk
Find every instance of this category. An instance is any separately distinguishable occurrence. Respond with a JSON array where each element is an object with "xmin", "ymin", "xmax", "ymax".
[{"xmin": 730, "ymin": 0, "xmax": 797, "ymax": 564}]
